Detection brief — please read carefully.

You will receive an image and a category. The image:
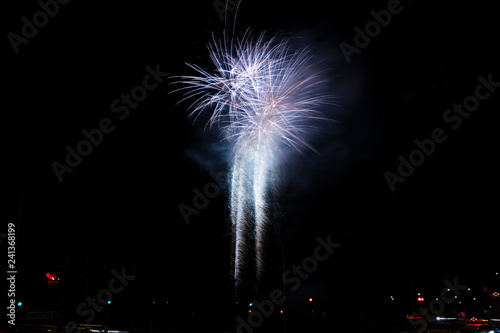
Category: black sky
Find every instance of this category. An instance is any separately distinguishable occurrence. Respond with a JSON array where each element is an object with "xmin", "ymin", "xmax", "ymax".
[{"xmin": 4, "ymin": 0, "xmax": 500, "ymax": 331}]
